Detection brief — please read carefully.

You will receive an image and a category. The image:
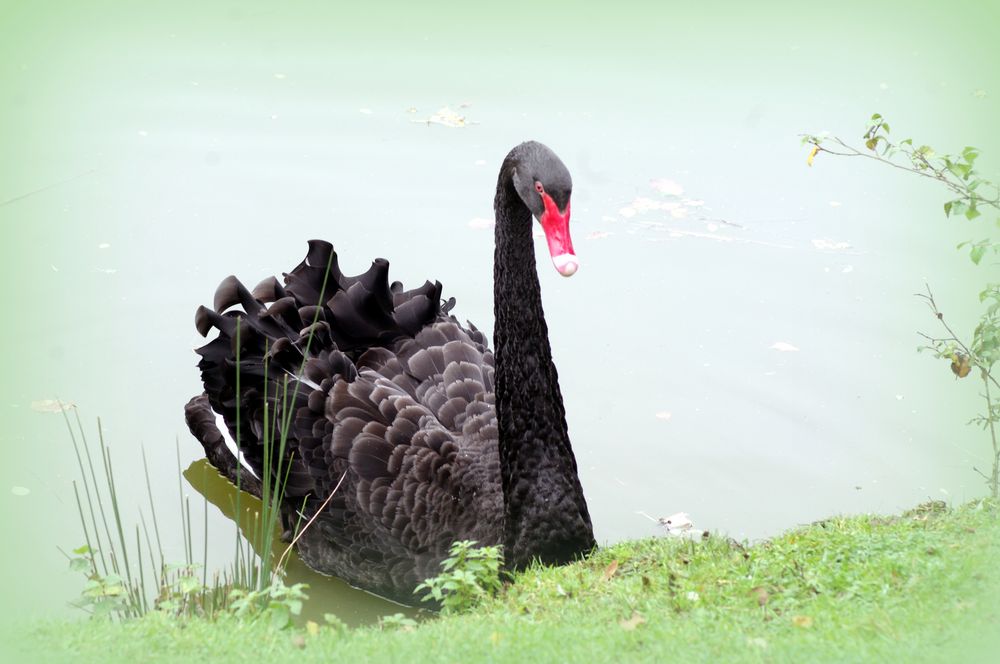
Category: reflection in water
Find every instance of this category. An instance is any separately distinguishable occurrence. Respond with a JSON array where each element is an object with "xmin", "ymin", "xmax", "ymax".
[{"xmin": 183, "ymin": 459, "xmax": 421, "ymax": 626}]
